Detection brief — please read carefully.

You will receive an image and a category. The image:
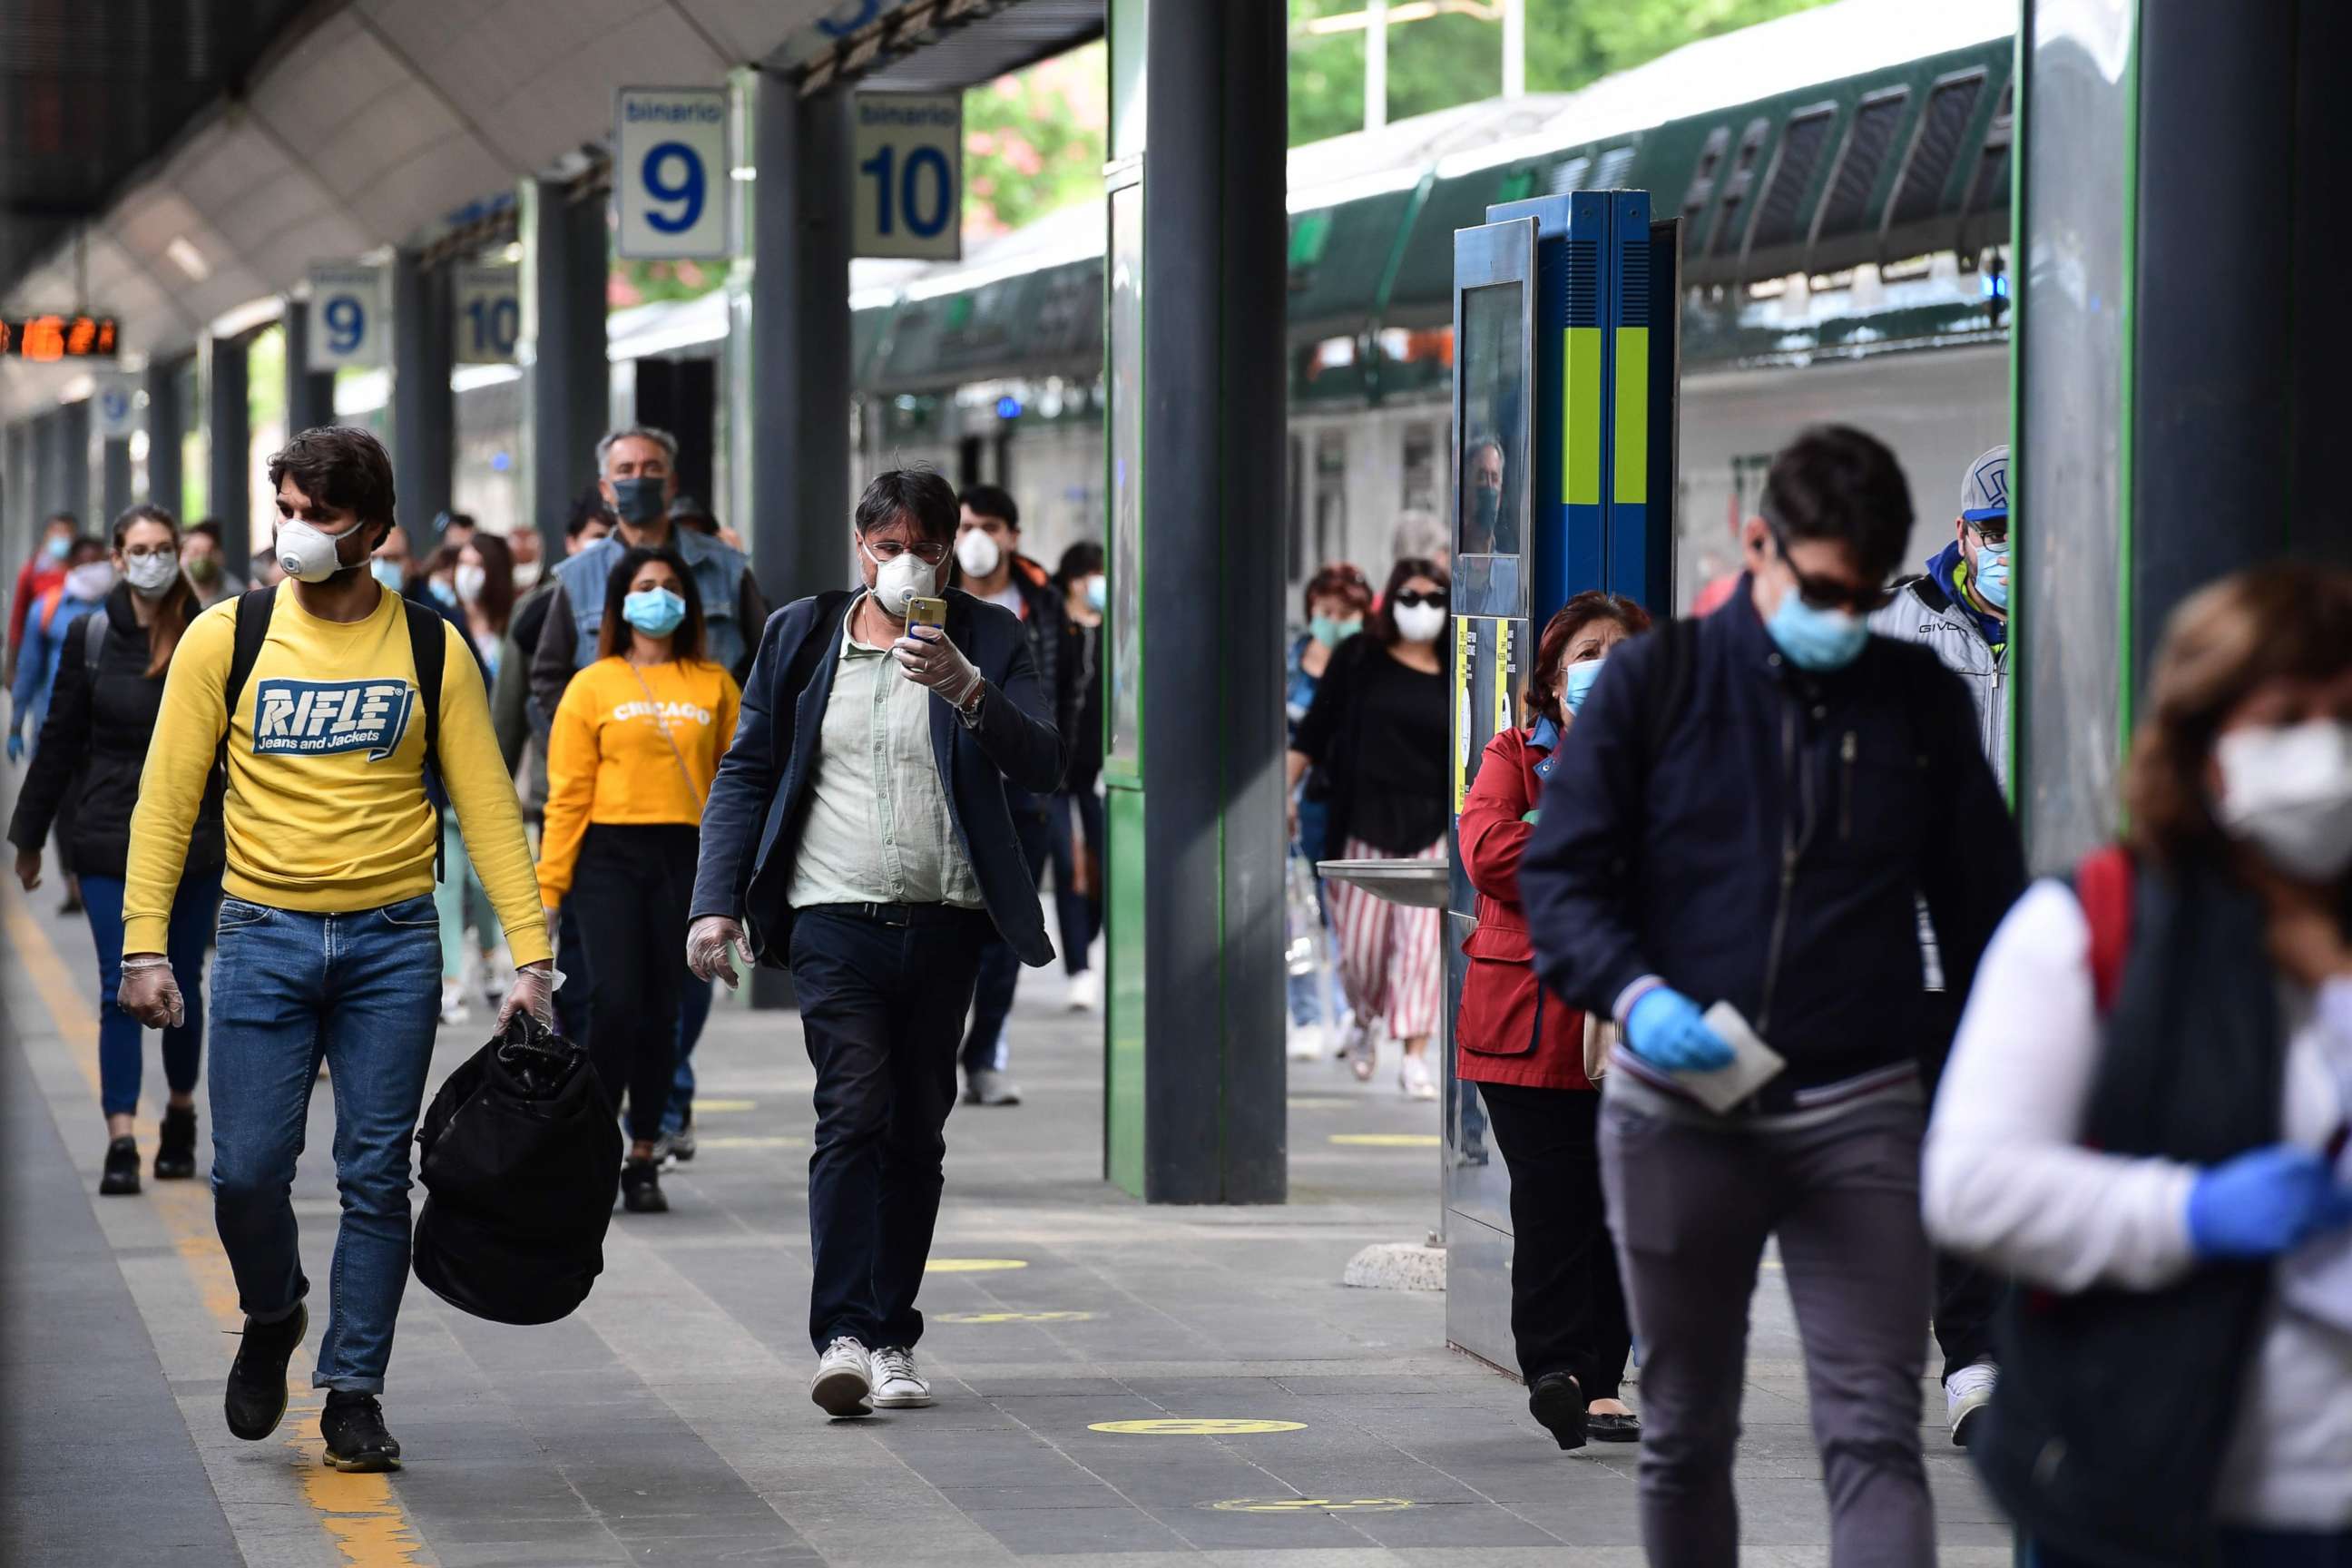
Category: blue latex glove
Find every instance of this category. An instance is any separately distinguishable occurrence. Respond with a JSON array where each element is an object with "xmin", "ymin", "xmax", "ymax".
[
  {"xmin": 1623, "ymin": 986, "xmax": 1736, "ymax": 1073},
  {"xmin": 4, "ymin": 730, "xmax": 20, "ymax": 764},
  {"xmin": 2186, "ymin": 1144, "xmax": 2352, "ymax": 1260}
]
